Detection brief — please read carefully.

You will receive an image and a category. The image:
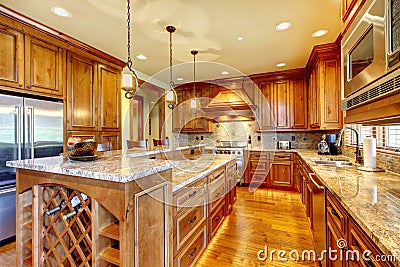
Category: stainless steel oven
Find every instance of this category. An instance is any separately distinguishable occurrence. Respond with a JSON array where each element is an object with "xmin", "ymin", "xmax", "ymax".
[
  {"xmin": 342, "ymin": 0, "xmax": 386, "ymax": 97},
  {"xmin": 214, "ymin": 141, "xmax": 246, "ymax": 184}
]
